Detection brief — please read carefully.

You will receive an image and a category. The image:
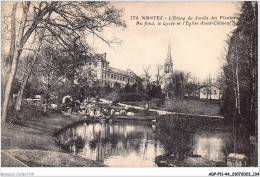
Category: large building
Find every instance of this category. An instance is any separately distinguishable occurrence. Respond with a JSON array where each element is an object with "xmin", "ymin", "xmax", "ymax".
[{"xmin": 82, "ymin": 53, "xmax": 137, "ymax": 87}]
